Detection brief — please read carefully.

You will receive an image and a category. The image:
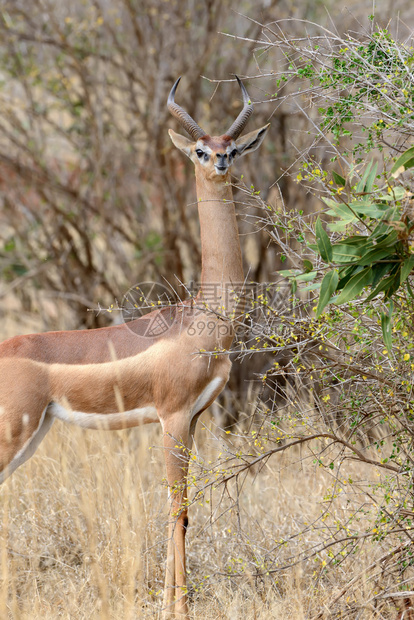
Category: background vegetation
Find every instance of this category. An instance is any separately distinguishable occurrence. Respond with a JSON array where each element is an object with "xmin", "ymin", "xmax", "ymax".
[{"xmin": 1, "ymin": 0, "xmax": 414, "ymax": 618}]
